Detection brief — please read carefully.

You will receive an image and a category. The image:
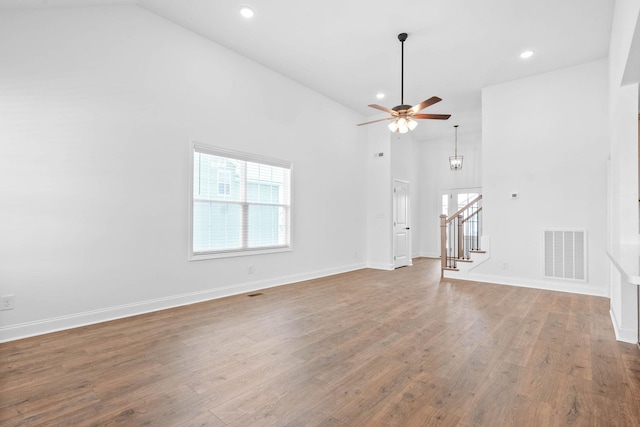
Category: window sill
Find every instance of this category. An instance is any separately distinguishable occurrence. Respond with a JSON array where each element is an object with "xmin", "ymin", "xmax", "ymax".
[{"xmin": 189, "ymin": 246, "xmax": 292, "ymax": 261}]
